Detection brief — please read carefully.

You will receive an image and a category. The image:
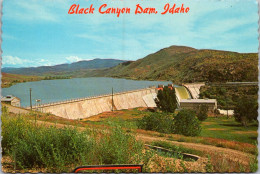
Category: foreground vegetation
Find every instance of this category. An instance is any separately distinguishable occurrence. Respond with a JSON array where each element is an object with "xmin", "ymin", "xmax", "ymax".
[
  {"xmin": 2, "ymin": 106, "xmax": 258, "ymax": 173},
  {"xmin": 2, "ymin": 113, "xmax": 144, "ymax": 172},
  {"xmin": 1, "ymin": 108, "xmax": 202, "ymax": 173}
]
